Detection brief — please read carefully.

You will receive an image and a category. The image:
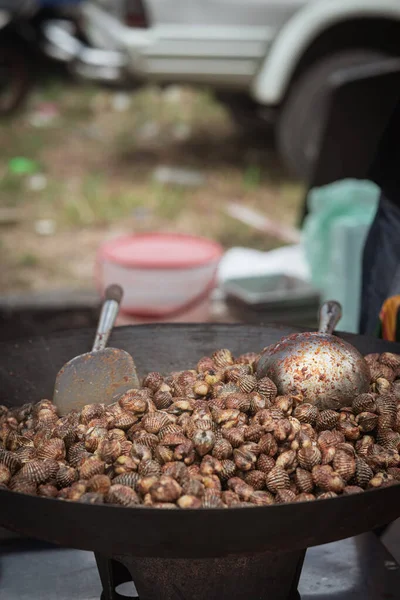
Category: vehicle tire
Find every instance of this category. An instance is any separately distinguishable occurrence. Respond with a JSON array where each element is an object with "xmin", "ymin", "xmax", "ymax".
[
  {"xmin": 277, "ymin": 50, "xmax": 388, "ymax": 180},
  {"xmin": 0, "ymin": 40, "xmax": 31, "ymax": 116}
]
